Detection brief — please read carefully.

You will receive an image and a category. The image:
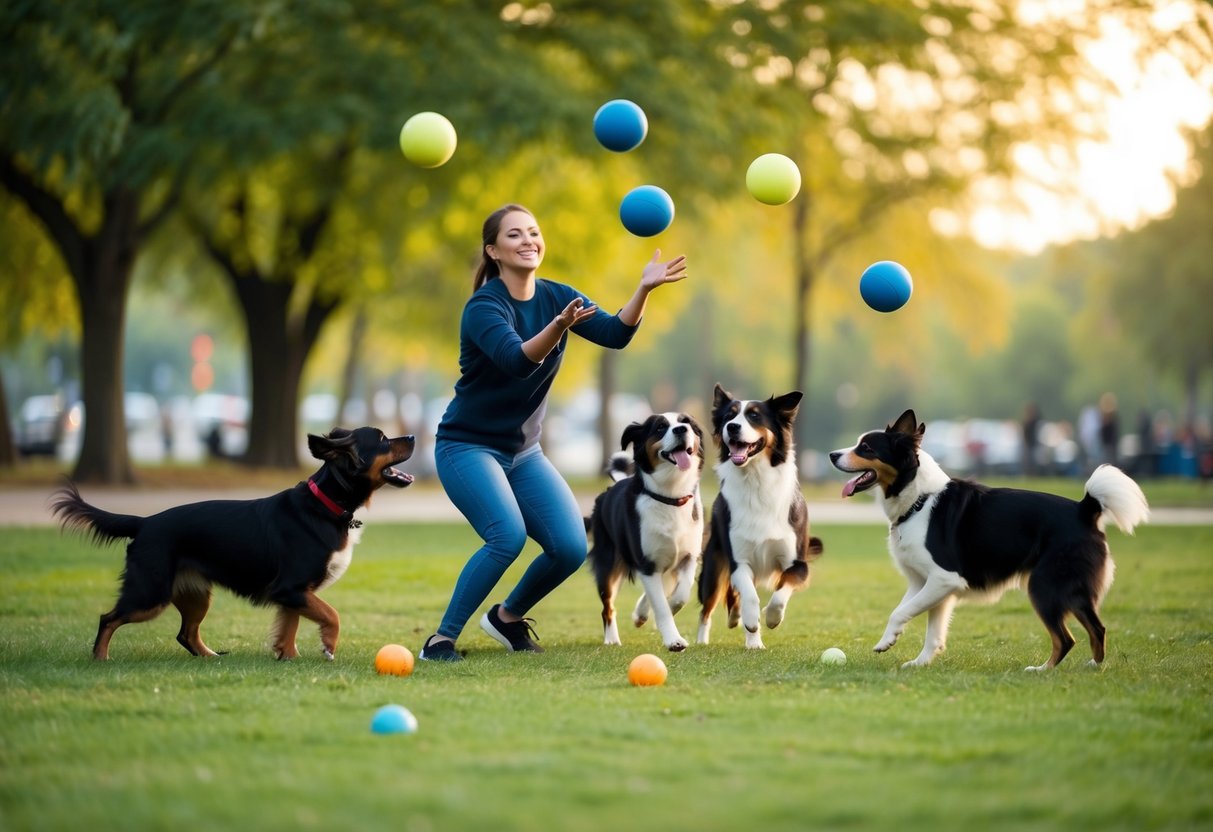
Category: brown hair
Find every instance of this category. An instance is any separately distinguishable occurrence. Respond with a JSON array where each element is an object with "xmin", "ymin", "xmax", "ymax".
[{"xmin": 472, "ymin": 203, "xmax": 533, "ymax": 293}]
